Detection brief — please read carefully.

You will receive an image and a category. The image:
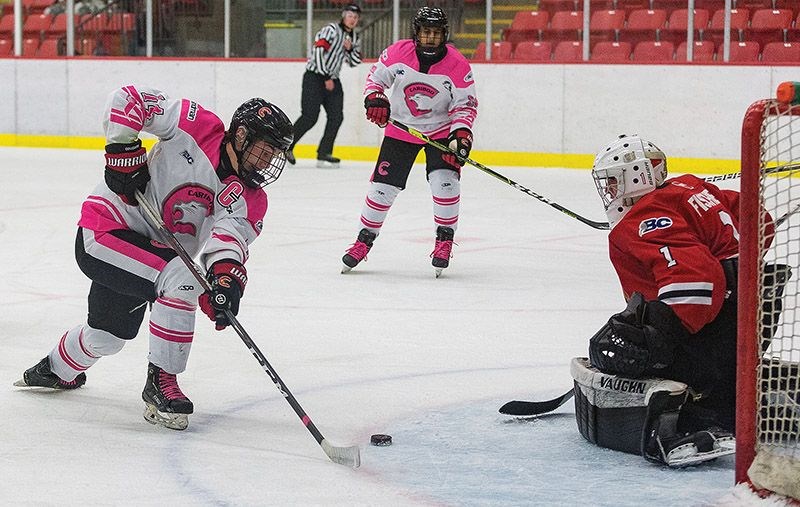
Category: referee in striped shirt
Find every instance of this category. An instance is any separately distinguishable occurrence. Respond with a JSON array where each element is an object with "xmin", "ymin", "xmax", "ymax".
[{"xmin": 287, "ymin": 3, "xmax": 362, "ymax": 167}]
